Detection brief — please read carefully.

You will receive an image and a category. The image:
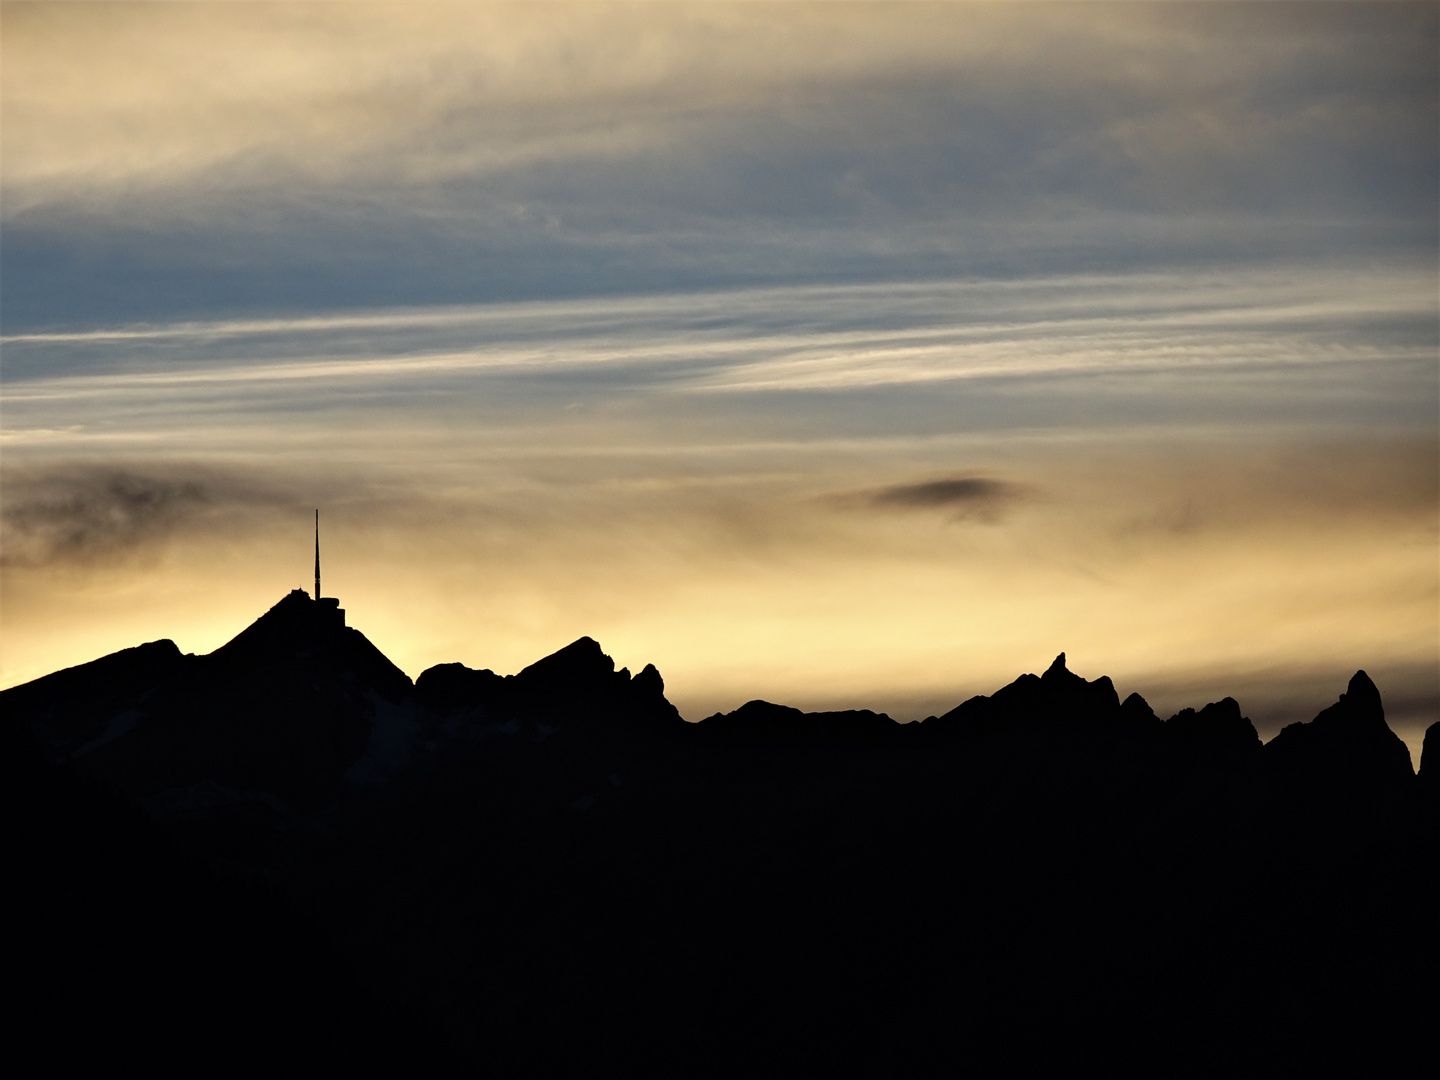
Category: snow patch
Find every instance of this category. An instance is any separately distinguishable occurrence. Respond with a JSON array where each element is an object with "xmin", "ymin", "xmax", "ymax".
[
  {"xmin": 345, "ymin": 694, "xmax": 423, "ymax": 785},
  {"xmin": 145, "ymin": 779, "xmax": 291, "ymax": 818},
  {"xmin": 69, "ymin": 707, "xmax": 142, "ymax": 760}
]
